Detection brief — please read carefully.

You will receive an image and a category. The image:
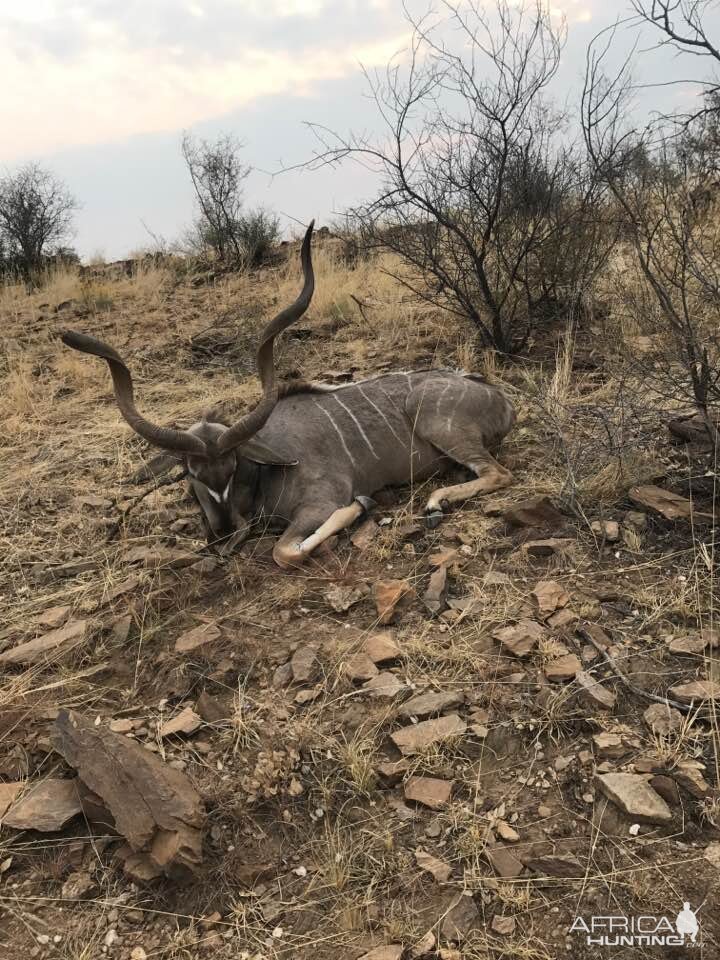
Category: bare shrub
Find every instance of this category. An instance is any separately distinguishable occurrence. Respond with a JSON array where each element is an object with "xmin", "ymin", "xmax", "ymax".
[
  {"xmin": 304, "ymin": 0, "xmax": 615, "ymax": 353},
  {"xmin": 582, "ymin": 14, "xmax": 720, "ymax": 439},
  {"xmin": 0, "ymin": 164, "xmax": 78, "ymax": 282},
  {"xmin": 235, "ymin": 208, "xmax": 280, "ymax": 268},
  {"xmin": 181, "ymin": 132, "xmax": 279, "ymax": 268},
  {"xmin": 518, "ymin": 327, "xmax": 660, "ymax": 512}
]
